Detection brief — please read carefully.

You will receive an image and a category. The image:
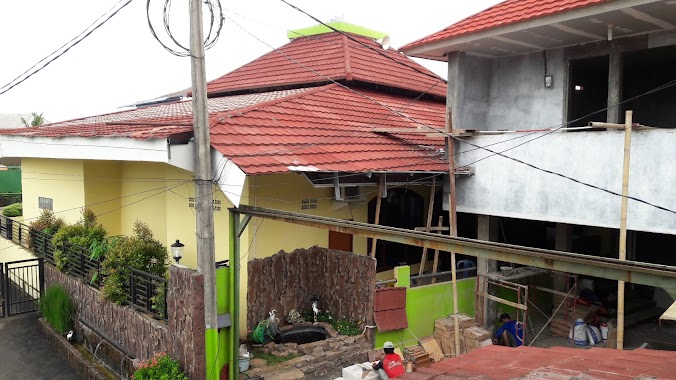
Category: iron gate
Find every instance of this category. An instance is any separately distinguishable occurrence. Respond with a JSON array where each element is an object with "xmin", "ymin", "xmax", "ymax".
[{"xmin": 1, "ymin": 258, "xmax": 44, "ymax": 317}]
